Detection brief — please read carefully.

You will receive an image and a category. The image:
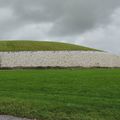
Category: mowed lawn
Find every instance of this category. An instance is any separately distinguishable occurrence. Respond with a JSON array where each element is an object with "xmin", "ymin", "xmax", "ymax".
[{"xmin": 0, "ymin": 69, "xmax": 120, "ymax": 120}]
